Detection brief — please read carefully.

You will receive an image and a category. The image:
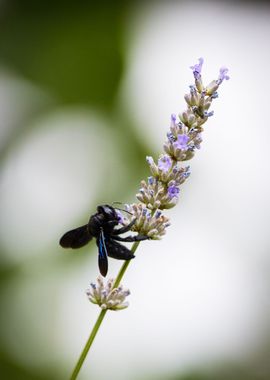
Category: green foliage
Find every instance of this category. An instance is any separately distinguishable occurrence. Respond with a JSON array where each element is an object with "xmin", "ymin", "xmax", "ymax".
[{"xmin": 0, "ymin": 1, "xmax": 126, "ymax": 108}]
